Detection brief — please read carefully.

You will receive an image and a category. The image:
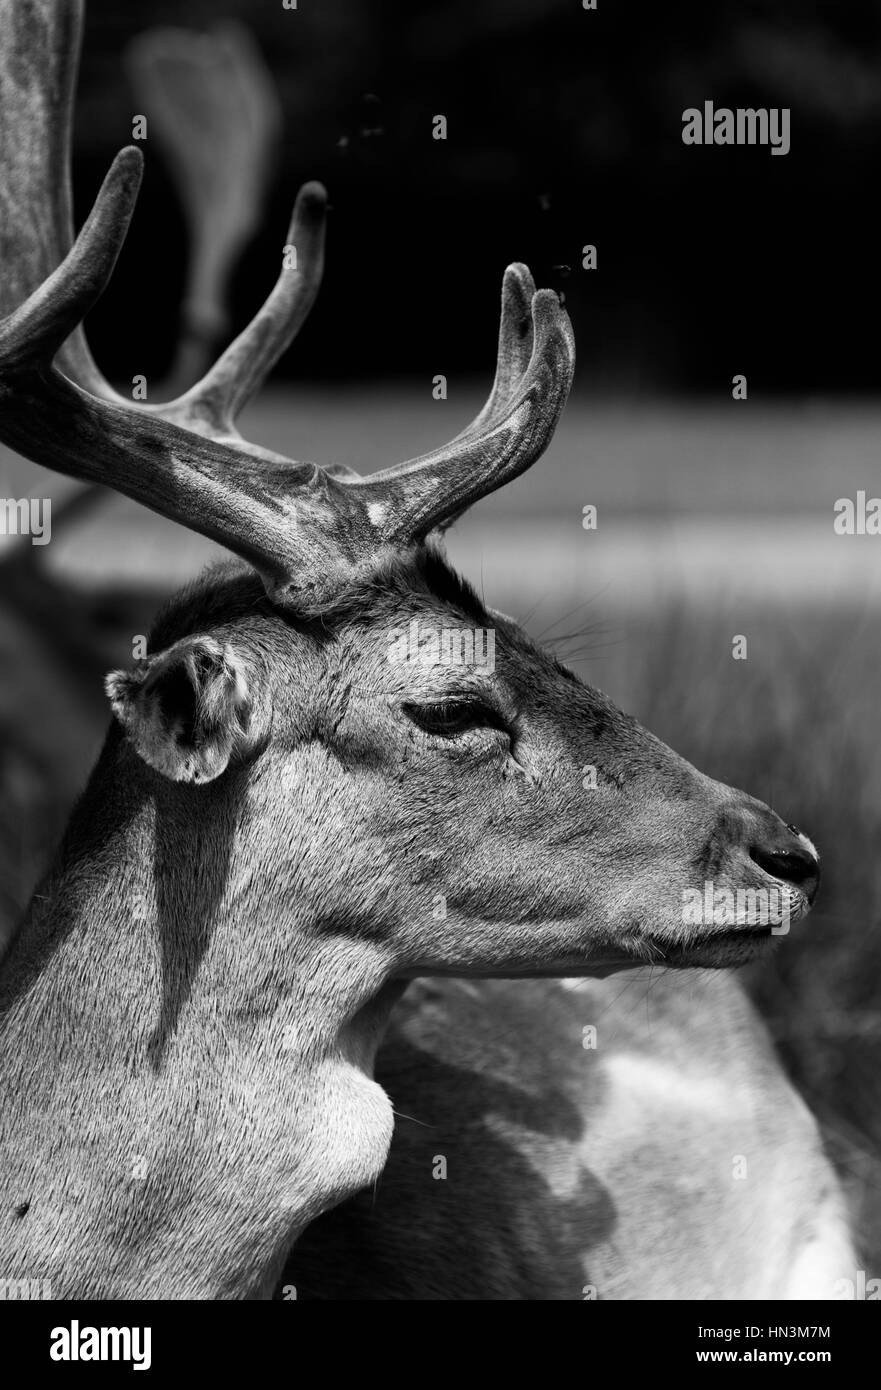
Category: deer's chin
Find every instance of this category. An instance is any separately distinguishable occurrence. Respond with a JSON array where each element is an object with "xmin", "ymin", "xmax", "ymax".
[
  {"xmin": 407, "ymin": 955, "xmax": 646, "ymax": 982},
  {"xmin": 638, "ymin": 885, "xmax": 814, "ymax": 969},
  {"xmin": 646, "ymin": 925, "xmax": 778, "ymax": 970}
]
